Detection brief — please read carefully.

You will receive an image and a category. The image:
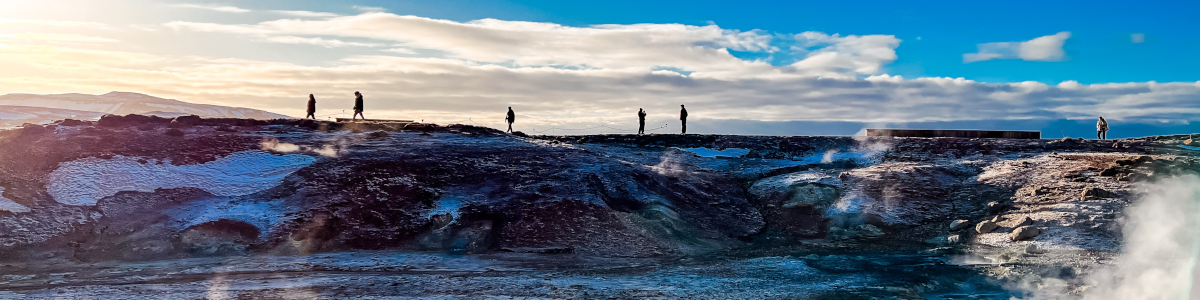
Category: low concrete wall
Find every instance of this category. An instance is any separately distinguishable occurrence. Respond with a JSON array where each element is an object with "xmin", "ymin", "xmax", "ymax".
[{"xmin": 866, "ymin": 129, "xmax": 1041, "ymax": 139}]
